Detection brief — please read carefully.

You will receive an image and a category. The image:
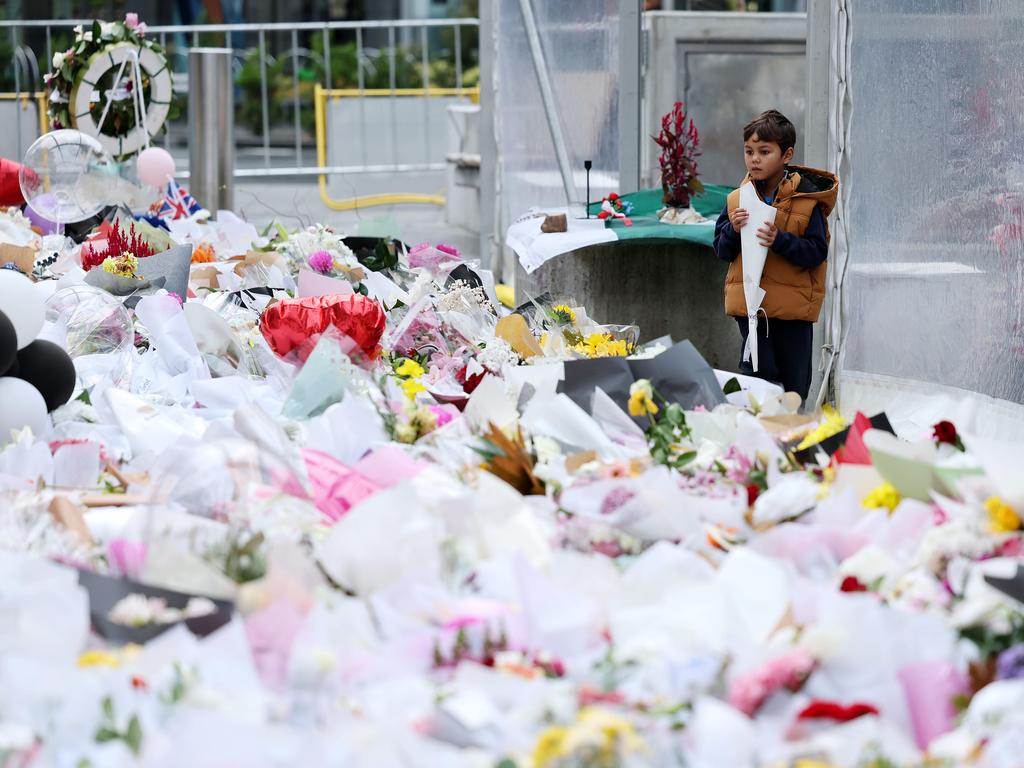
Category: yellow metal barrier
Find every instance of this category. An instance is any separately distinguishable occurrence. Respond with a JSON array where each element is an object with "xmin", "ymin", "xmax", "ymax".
[
  {"xmin": 314, "ymin": 84, "xmax": 480, "ymax": 212},
  {"xmin": 0, "ymin": 93, "xmax": 49, "ymax": 142}
]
